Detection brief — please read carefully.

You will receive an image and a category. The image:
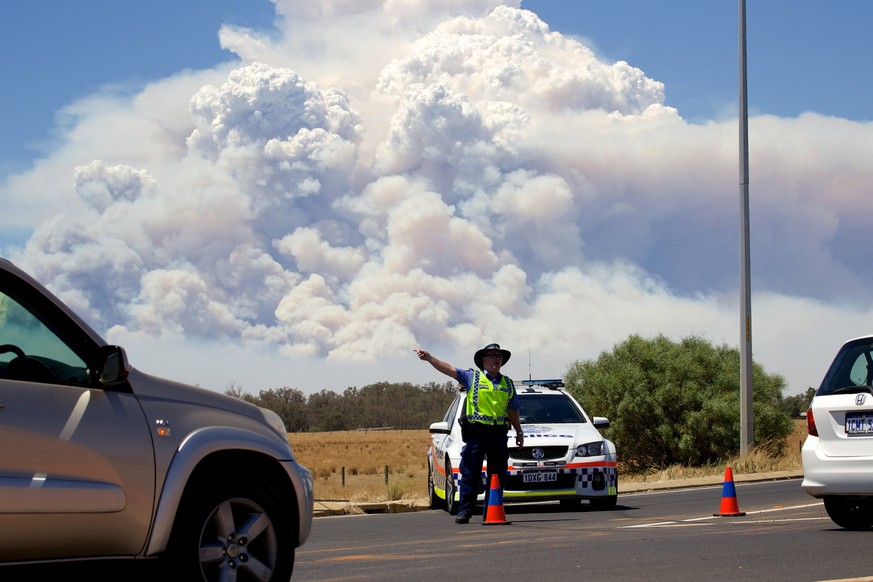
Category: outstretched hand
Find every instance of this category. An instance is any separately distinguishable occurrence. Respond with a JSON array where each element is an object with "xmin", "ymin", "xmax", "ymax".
[{"xmin": 414, "ymin": 348, "xmax": 457, "ymax": 381}]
